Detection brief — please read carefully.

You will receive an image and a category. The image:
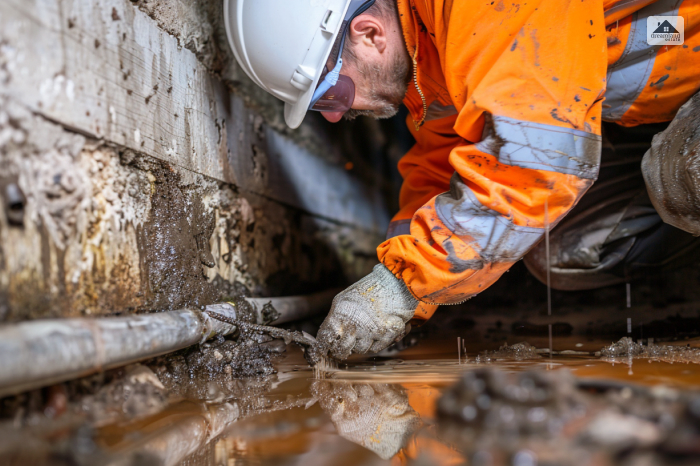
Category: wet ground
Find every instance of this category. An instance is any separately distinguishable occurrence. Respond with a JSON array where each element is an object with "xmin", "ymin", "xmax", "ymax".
[
  {"xmin": 207, "ymin": 338, "xmax": 700, "ymax": 466},
  {"xmin": 4, "ymin": 323, "xmax": 700, "ymax": 466}
]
